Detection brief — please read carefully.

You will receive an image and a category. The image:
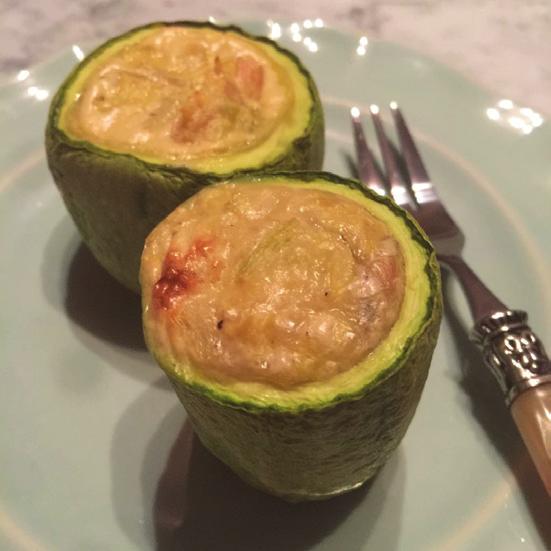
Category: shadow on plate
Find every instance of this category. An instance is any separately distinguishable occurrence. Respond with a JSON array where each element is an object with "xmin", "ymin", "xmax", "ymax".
[
  {"xmin": 151, "ymin": 420, "xmax": 401, "ymax": 551},
  {"xmin": 111, "ymin": 376, "xmax": 404, "ymax": 550},
  {"xmin": 42, "ymin": 217, "xmax": 145, "ymax": 351},
  {"xmin": 64, "ymin": 243, "xmax": 145, "ymax": 351},
  {"xmin": 153, "ymin": 424, "xmax": 365, "ymax": 551},
  {"xmin": 41, "ymin": 218, "xmax": 156, "ymax": 385},
  {"xmin": 442, "ymin": 271, "xmax": 551, "ymax": 546},
  {"xmin": 111, "ymin": 378, "xmax": 182, "ymax": 548}
]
